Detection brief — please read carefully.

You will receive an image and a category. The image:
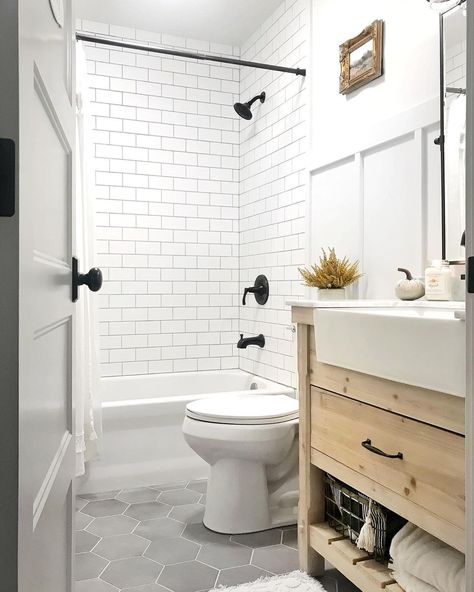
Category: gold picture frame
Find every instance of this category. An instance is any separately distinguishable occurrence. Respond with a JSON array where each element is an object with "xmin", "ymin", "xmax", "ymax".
[{"xmin": 339, "ymin": 20, "xmax": 383, "ymax": 95}]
